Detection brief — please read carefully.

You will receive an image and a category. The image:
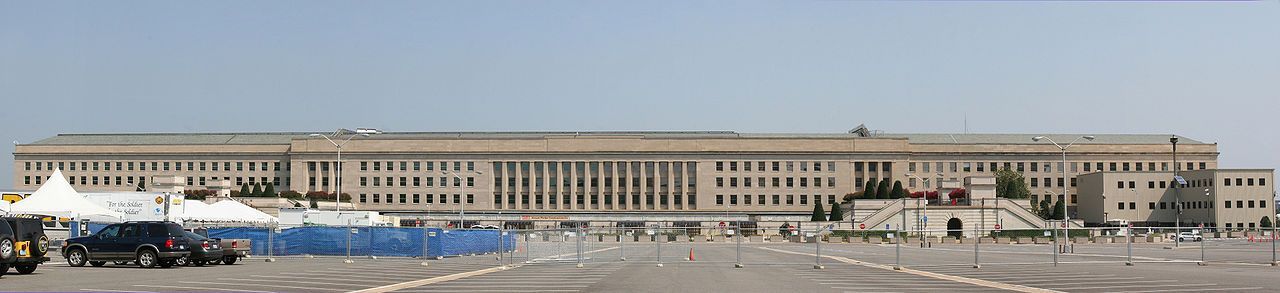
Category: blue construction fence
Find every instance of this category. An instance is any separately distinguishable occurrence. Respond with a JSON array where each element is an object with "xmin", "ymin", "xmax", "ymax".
[{"xmin": 68, "ymin": 222, "xmax": 515, "ymax": 258}]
